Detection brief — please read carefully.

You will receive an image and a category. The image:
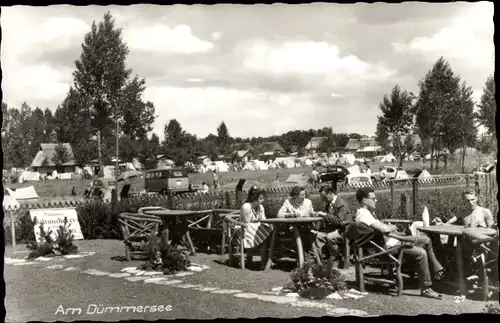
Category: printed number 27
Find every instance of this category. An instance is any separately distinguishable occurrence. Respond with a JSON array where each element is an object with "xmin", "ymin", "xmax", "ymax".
[{"xmin": 454, "ymin": 295, "xmax": 465, "ymax": 303}]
